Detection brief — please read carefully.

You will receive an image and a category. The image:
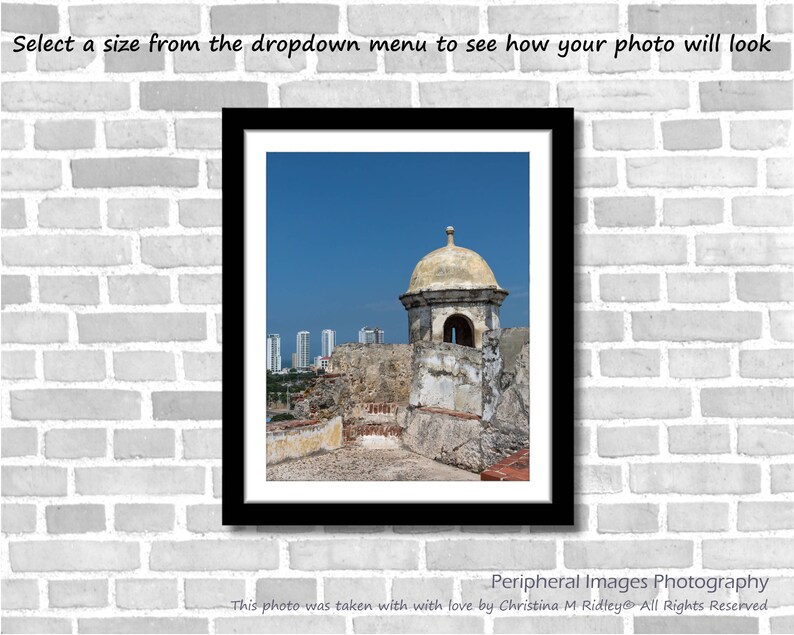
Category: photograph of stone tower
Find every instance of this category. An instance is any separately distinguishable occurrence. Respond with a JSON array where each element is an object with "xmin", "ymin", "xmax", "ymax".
[{"xmin": 264, "ymin": 153, "xmax": 530, "ymax": 482}]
